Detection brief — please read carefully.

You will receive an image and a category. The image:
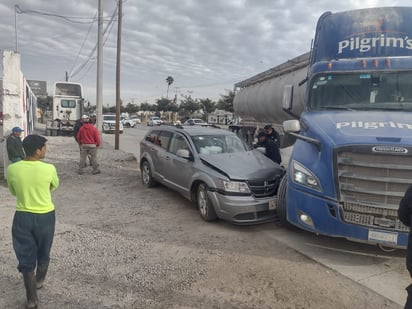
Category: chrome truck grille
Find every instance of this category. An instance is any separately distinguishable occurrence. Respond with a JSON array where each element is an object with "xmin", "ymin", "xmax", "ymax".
[{"xmin": 336, "ymin": 146, "xmax": 412, "ymax": 232}]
